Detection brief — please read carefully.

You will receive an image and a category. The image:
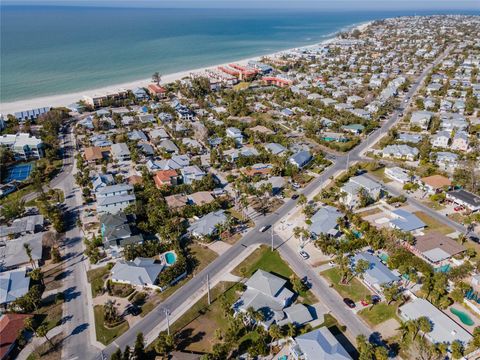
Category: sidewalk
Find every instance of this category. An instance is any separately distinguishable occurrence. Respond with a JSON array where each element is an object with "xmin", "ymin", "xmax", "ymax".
[{"xmin": 16, "ymin": 326, "xmax": 64, "ymax": 360}]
